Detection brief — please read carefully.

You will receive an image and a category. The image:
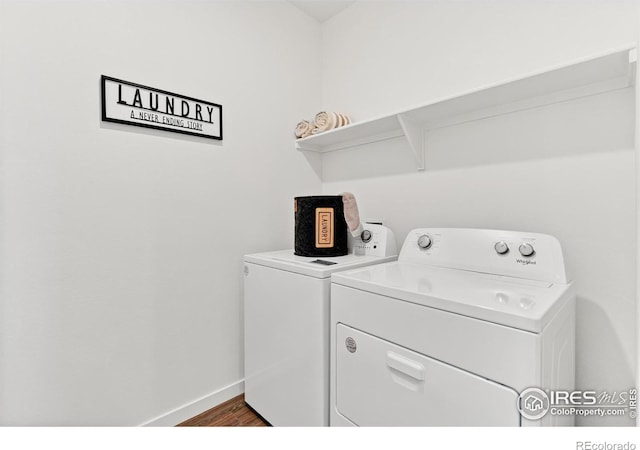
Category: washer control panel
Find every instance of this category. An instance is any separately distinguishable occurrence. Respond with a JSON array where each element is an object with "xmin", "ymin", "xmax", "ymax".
[
  {"xmin": 352, "ymin": 223, "xmax": 398, "ymax": 257},
  {"xmin": 401, "ymin": 228, "xmax": 568, "ymax": 284}
]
